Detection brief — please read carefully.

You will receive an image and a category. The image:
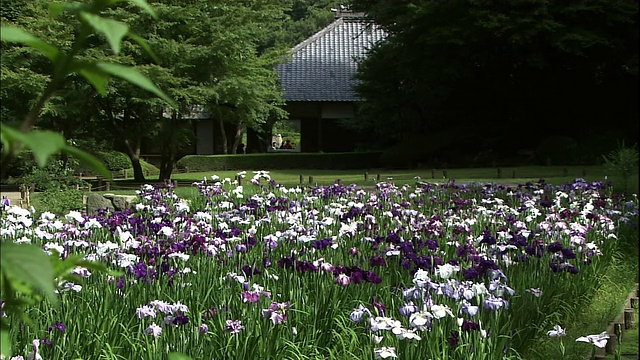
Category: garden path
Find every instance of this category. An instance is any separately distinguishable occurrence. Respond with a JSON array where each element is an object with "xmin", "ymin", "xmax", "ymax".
[{"xmin": 0, "ymin": 191, "xmax": 26, "ymax": 208}]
